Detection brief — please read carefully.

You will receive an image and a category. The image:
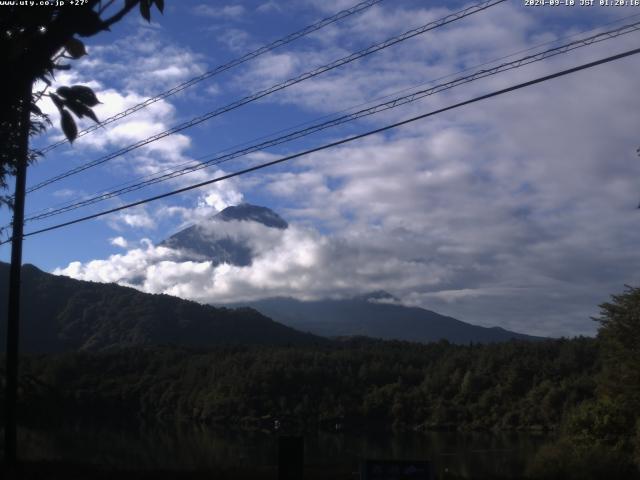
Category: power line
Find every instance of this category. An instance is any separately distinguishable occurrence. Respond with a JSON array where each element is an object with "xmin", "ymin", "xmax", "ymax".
[
  {"xmin": 23, "ymin": 20, "xmax": 640, "ymax": 223},
  {"xmin": 36, "ymin": 0, "xmax": 386, "ymax": 155},
  {"xmin": 25, "ymin": 11, "xmax": 640, "ymax": 220},
  {"xmin": 7, "ymin": 46, "xmax": 639, "ymax": 245},
  {"xmin": 25, "ymin": 0, "xmax": 506, "ymax": 194}
]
